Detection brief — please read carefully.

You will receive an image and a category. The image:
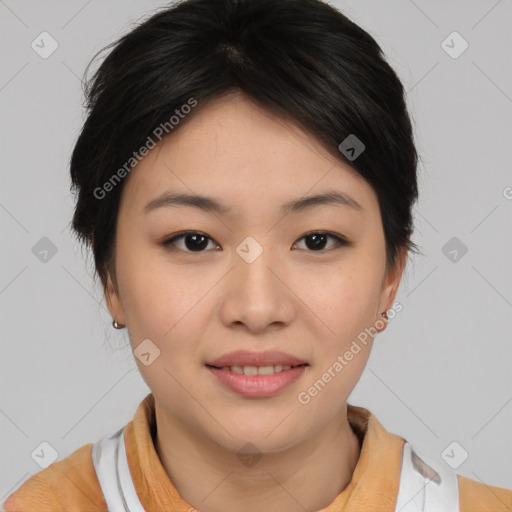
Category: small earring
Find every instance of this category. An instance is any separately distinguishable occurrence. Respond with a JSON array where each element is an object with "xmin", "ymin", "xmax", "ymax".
[
  {"xmin": 112, "ymin": 319, "xmax": 126, "ymax": 329},
  {"xmin": 381, "ymin": 311, "xmax": 388, "ymax": 320}
]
